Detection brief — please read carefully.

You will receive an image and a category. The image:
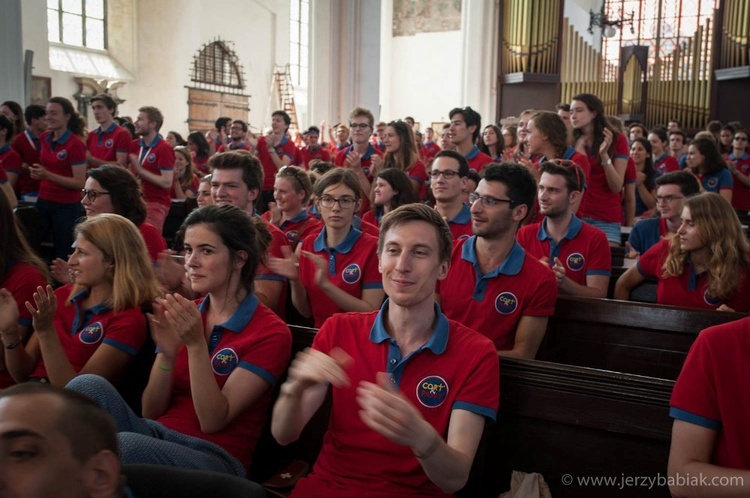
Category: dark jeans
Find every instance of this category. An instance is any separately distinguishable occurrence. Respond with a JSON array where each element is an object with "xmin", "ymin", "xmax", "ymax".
[{"xmin": 35, "ymin": 198, "xmax": 83, "ymax": 260}]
